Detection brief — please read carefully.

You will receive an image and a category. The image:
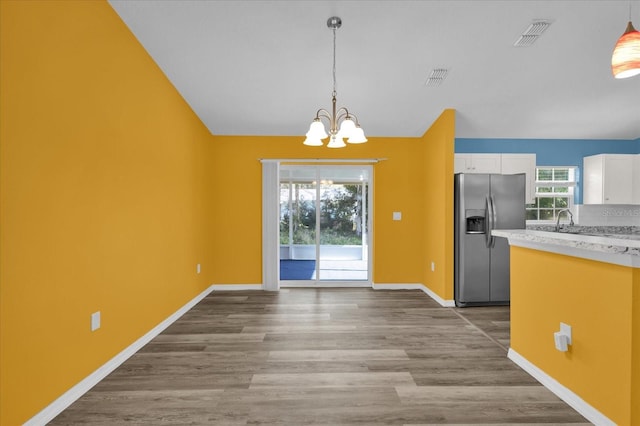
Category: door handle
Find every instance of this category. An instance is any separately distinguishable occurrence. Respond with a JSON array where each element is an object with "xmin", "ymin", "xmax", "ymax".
[
  {"xmin": 489, "ymin": 195, "xmax": 497, "ymax": 248},
  {"xmin": 485, "ymin": 195, "xmax": 493, "ymax": 248}
]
